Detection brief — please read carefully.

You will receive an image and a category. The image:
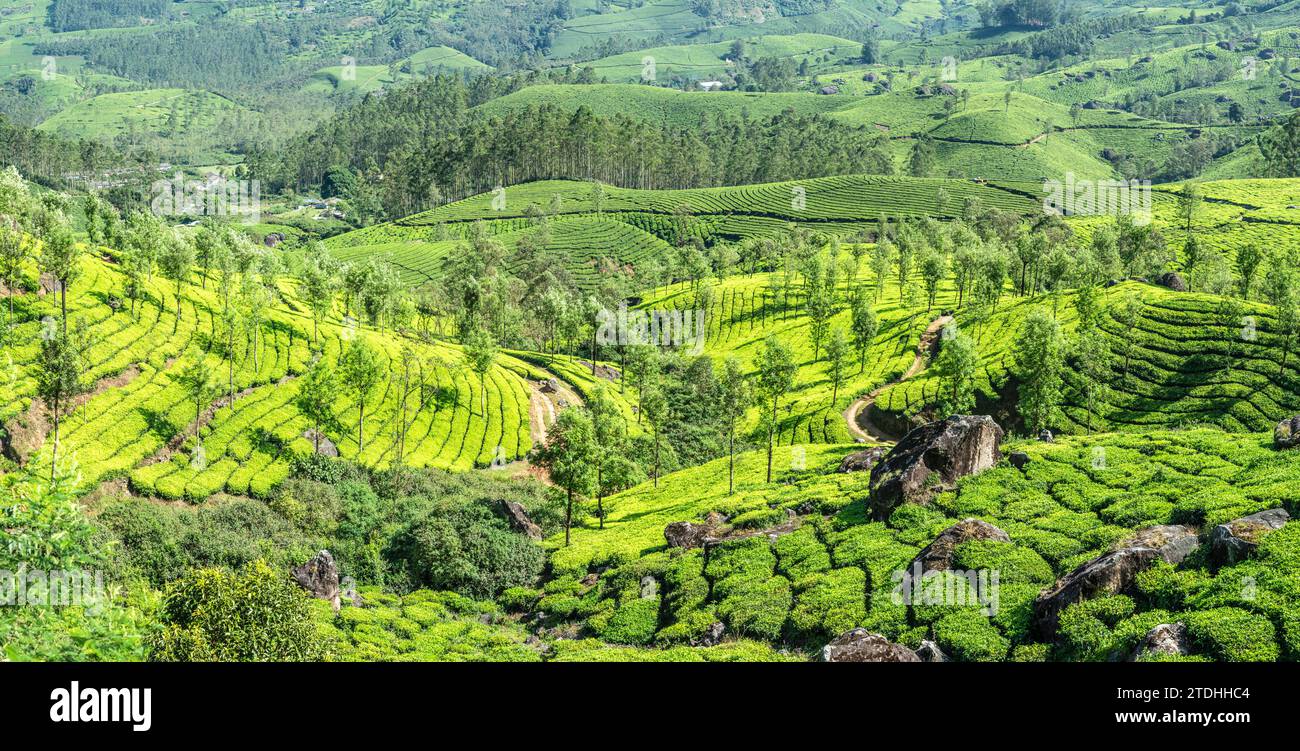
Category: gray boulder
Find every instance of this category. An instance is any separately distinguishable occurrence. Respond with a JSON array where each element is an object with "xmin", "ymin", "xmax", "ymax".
[
  {"xmin": 821, "ymin": 629, "xmax": 921, "ymax": 662},
  {"xmin": 1032, "ymin": 525, "xmax": 1198, "ymax": 641},
  {"xmin": 916, "ymin": 640, "xmax": 949, "ymax": 662},
  {"xmin": 292, "ymin": 550, "xmax": 342, "ymax": 612},
  {"xmin": 664, "ymin": 514, "xmax": 723, "ymax": 549},
  {"xmin": 868, "ymin": 415, "xmax": 1003, "ymax": 520},
  {"xmin": 692, "ymin": 621, "xmax": 726, "ymax": 647},
  {"xmin": 1209, "ymin": 508, "xmax": 1289, "ymax": 565},
  {"xmin": 838, "ymin": 446, "xmax": 886, "ymax": 473},
  {"xmin": 1130, "ymin": 622, "xmax": 1191, "ymax": 661},
  {"xmin": 303, "ymin": 429, "xmax": 339, "ymax": 457},
  {"xmin": 909, "ymin": 518, "xmax": 1010, "ymax": 573},
  {"xmin": 1156, "ymin": 272, "xmax": 1187, "ymax": 292},
  {"xmin": 498, "ymin": 500, "xmax": 543, "ymax": 540},
  {"xmin": 1274, "ymin": 416, "xmax": 1300, "ymax": 448}
]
